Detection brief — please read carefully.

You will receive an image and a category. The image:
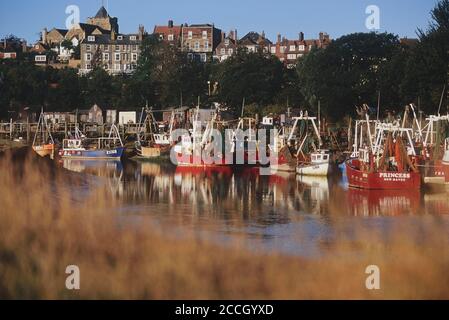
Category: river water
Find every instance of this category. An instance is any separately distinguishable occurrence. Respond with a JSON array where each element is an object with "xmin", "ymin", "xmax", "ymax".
[{"xmin": 60, "ymin": 159, "xmax": 449, "ymax": 257}]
